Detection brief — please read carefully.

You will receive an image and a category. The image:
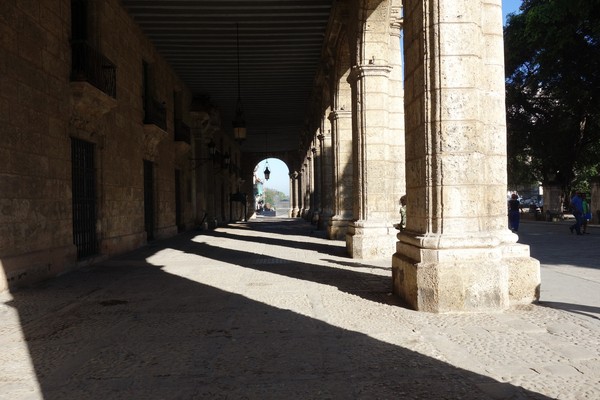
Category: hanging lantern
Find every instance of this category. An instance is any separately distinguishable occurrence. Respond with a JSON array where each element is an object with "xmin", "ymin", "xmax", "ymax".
[
  {"xmin": 264, "ymin": 160, "xmax": 271, "ymax": 181},
  {"xmin": 232, "ymin": 23, "xmax": 247, "ymax": 143}
]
